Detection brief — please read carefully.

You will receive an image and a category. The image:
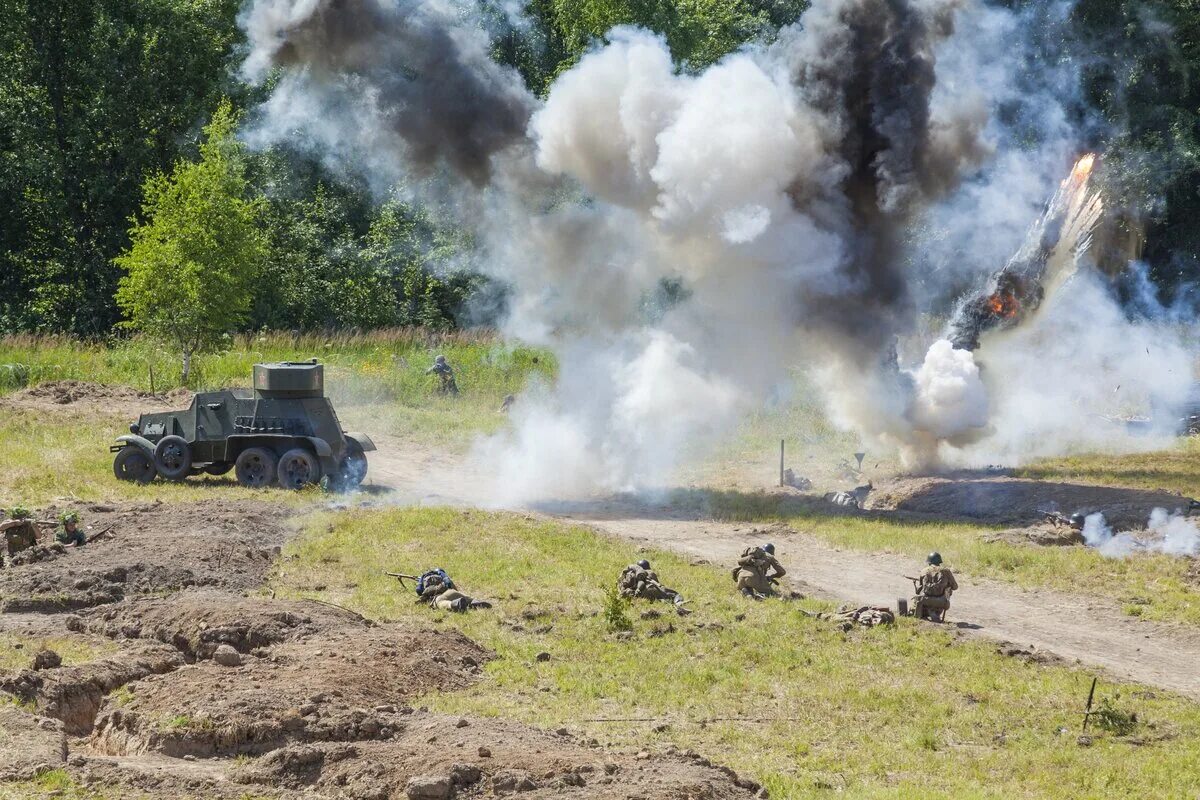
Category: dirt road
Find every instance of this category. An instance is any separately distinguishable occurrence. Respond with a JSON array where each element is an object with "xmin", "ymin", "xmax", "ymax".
[
  {"xmin": 365, "ymin": 441, "xmax": 1200, "ymax": 700},
  {"xmin": 563, "ymin": 513, "xmax": 1200, "ymax": 700}
]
